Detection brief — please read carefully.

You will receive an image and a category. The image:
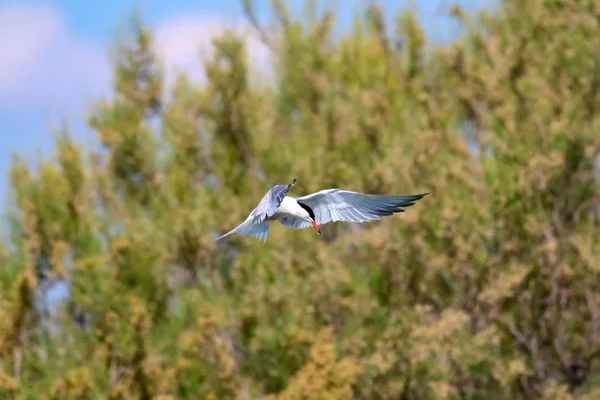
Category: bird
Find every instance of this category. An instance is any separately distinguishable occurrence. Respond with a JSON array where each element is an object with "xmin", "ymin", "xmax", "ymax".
[{"xmin": 215, "ymin": 178, "xmax": 428, "ymax": 244}]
